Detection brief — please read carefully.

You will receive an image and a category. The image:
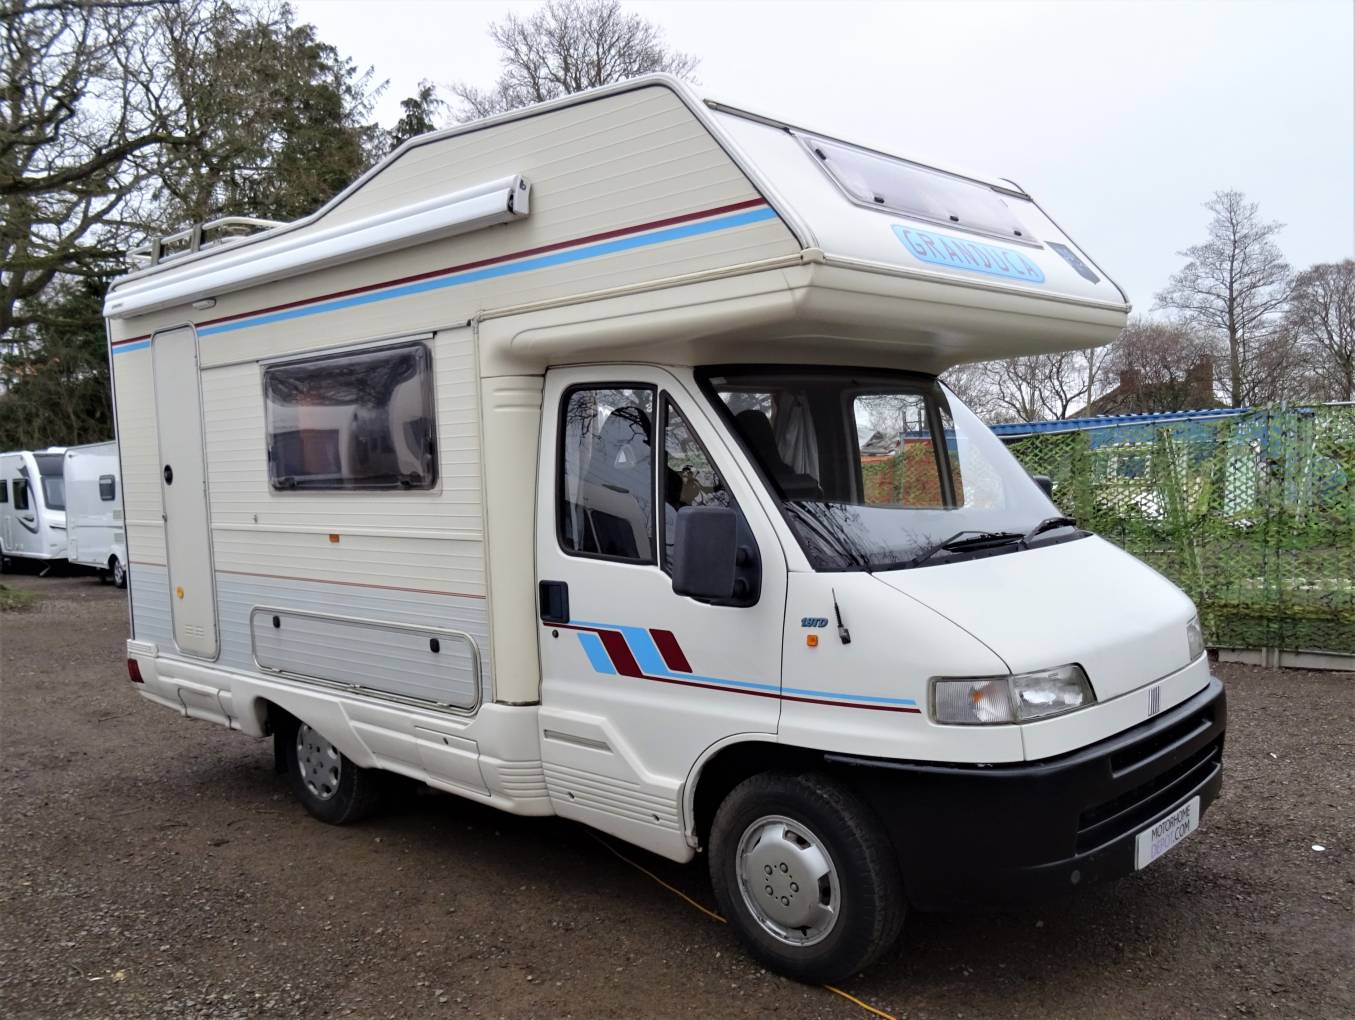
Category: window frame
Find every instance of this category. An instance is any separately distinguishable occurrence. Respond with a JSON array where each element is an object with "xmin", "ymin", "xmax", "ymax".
[
  {"xmin": 844, "ymin": 385, "xmax": 958, "ymax": 509},
  {"xmin": 658, "ymin": 392, "xmax": 738, "ymax": 576},
  {"xmin": 260, "ymin": 337, "xmax": 440, "ymax": 495},
  {"xmin": 99, "ymin": 475, "xmax": 117, "ymax": 502},
  {"xmin": 554, "ymin": 381, "xmax": 659, "ymax": 566},
  {"xmin": 794, "ymin": 131, "xmax": 1040, "ymax": 249}
]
